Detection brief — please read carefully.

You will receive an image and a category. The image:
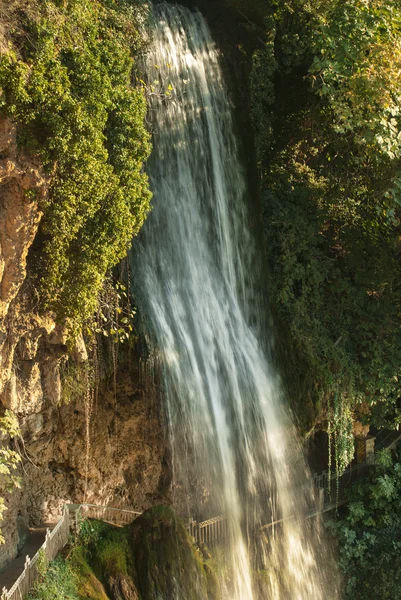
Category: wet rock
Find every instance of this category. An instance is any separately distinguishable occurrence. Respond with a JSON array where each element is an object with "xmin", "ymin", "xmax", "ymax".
[{"xmin": 129, "ymin": 505, "xmax": 218, "ymax": 600}]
